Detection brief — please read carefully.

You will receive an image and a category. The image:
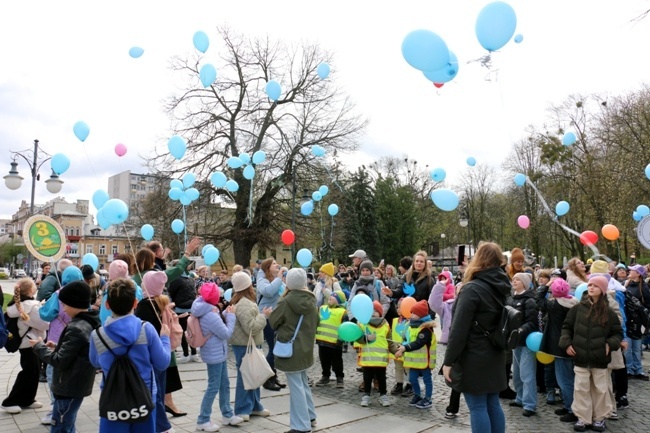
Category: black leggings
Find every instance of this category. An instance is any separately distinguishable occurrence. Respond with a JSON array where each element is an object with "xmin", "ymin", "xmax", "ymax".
[
  {"xmin": 363, "ymin": 366, "xmax": 387, "ymax": 395},
  {"xmin": 2, "ymin": 348, "xmax": 39, "ymax": 407},
  {"xmin": 318, "ymin": 345, "xmax": 344, "ymax": 378},
  {"xmin": 178, "ymin": 315, "xmax": 197, "ymax": 356}
]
